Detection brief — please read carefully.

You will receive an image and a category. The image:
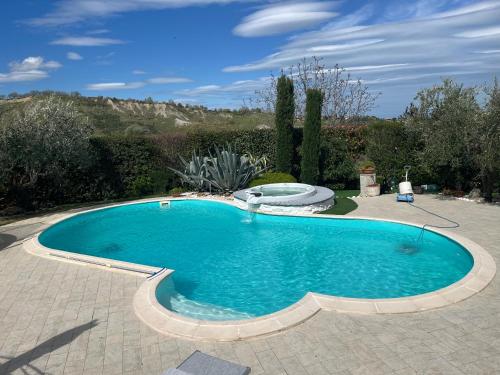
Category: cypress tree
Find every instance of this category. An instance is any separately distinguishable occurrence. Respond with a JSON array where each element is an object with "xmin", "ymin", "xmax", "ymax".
[
  {"xmin": 275, "ymin": 75, "xmax": 295, "ymax": 173},
  {"xmin": 300, "ymin": 89, "xmax": 323, "ymax": 184}
]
